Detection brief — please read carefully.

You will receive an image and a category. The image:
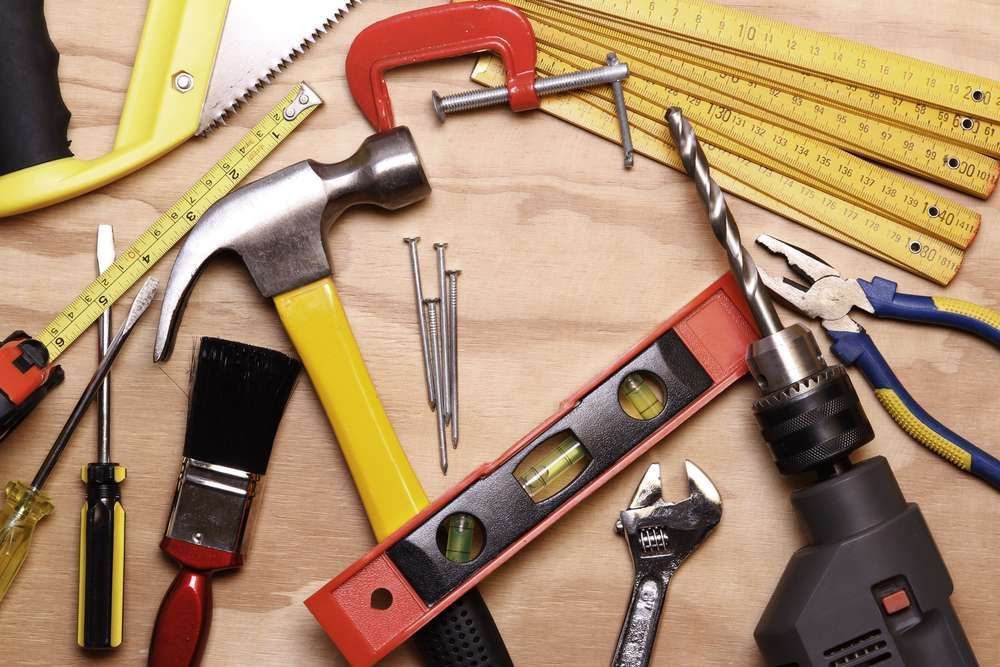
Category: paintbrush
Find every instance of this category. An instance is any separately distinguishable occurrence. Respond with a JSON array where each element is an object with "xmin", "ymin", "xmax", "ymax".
[{"xmin": 148, "ymin": 337, "xmax": 301, "ymax": 667}]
